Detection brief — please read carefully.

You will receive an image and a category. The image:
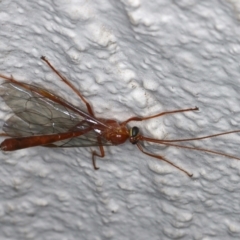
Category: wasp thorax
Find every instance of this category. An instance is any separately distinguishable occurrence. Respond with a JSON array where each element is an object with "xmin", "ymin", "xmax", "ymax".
[{"xmin": 106, "ymin": 126, "xmax": 129, "ymax": 145}]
